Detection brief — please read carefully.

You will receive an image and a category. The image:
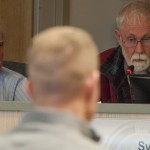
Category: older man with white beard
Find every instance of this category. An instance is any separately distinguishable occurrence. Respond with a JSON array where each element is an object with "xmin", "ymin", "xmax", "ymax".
[{"xmin": 100, "ymin": 0, "xmax": 150, "ymax": 103}]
